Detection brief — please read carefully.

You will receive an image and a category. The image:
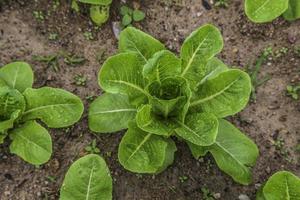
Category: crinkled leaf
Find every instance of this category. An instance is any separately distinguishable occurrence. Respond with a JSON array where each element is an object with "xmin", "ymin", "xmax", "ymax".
[
  {"xmin": 9, "ymin": 121, "xmax": 52, "ymax": 165},
  {"xmin": 261, "ymin": 171, "xmax": 300, "ymax": 200},
  {"xmin": 245, "ymin": 0, "xmax": 288, "ymax": 23},
  {"xmin": 136, "ymin": 105, "xmax": 176, "ymax": 136},
  {"xmin": 180, "ymin": 24, "xmax": 223, "ymax": 89},
  {"xmin": 118, "ymin": 122, "xmax": 176, "ymax": 173},
  {"xmin": 79, "ymin": 0, "xmax": 112, "ymax": 5},
  {"xmin": 99, "ymin": 53, "xmax": 148, "ymax": 105},
  {"xmin": 283, "ymin": 0, "xmax": 300, "ymax": 21},
  {"xmin": 90, "ymin": 5, "xmax": 109, "ymax": 26},
  {"xmin": 0, "ymin": 86, "xmax": 25, "ymax": 119},
  {"xmin": 175, "ymin": 113, "xmax": 218, "ymax": 146},
  {"xmin": 119, "ymin": 27, "xmax": 165, "ymax": 62},
  {"xmin": 209, "ymin": 119, "xmax": 259, "ymax": 185},
  {"xmin": 0, "ymin": 62, "xmax": 33, "ymax": 93},
  {"xmin": 197, "ymin": 57, "xmax": 228, "ymax": 86},
  {"xmin": 147, "ymin": 77, "xmax": 191, "ymax": 121},
  {"xmin": 143, "ymin": 50, "xmax": 181, "ymax": 82},
  {"xmin": 89, "ymin": 93, "xmax": 136, "ymax": 133},
  {"xmin": 187, "ymin": 142, "xmax": 209, "ymax": 159},
  {"xmin": 0, "ymin": 110, "xmax": 20, "ymax": 134},
  {"xmin": 190, "ymin": 69, "xmax": 251, "ymax": 118},
  {"xmin": 22, "ymin": 87, "xmax": 84, "ymax": 128},
  {"xmin": 60, "ymin": 154, "xmax": 112, "ymax": 200},
  {"xmin": 0, "ymin": 133, "xmax": 6, "ymax": 144},
  {"xmin": 120, "ymin": 6, "xmax": 133, "ymax": 15}
]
